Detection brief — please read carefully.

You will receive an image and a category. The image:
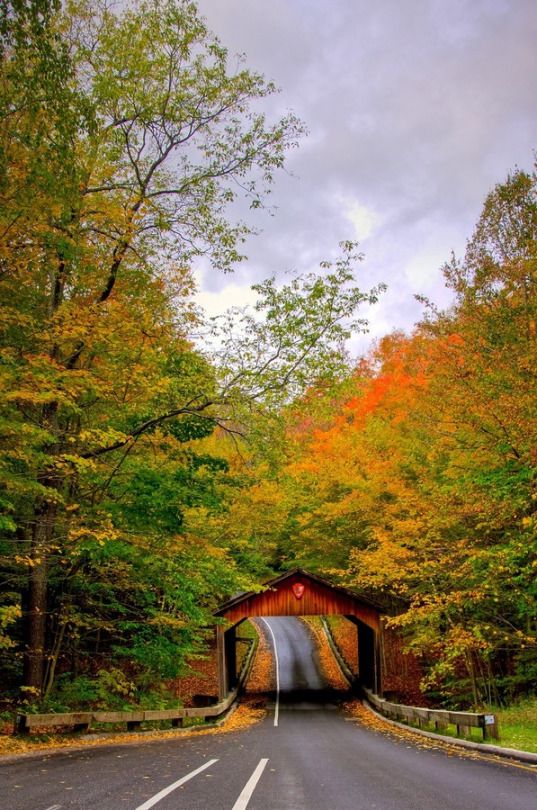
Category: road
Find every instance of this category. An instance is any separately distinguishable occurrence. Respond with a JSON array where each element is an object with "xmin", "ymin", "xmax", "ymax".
[{"xmin": 1, "ymin": 617, "xmax": 536, "ymax": 809}]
